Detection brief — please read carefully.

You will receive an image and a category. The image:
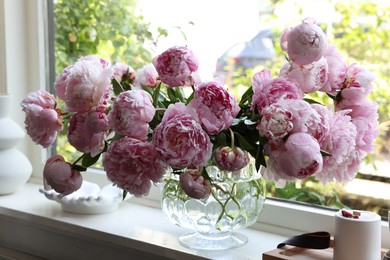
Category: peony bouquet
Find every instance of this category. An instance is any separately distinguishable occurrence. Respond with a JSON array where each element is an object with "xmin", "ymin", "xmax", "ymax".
[{"xmin": 21, "ymin": 17, "xmax": 379, "ymax": 199}]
